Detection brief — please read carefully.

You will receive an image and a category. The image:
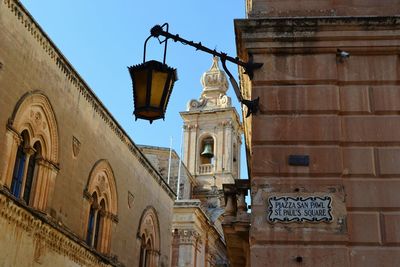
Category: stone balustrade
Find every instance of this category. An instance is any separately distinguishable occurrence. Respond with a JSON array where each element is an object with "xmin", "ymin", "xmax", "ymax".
[
  {"xmin": 198, "ymin": 163, "xmax": 214, "ymax": 174},
  {"xmin": 222, "ymin": 179, "xmax": 250, "ymax": 267},
  {"xmin": 223, "ymin": 179, "xmax": 250, "ymax": 223}
]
